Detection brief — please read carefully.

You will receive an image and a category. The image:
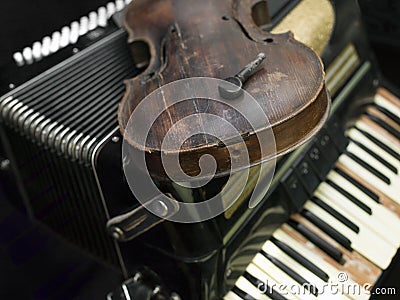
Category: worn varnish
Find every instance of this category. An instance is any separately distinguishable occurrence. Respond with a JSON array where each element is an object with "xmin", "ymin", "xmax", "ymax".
[{"xmin": 118, "ymin": 0, "xmax": 330, "ymax": 180}]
